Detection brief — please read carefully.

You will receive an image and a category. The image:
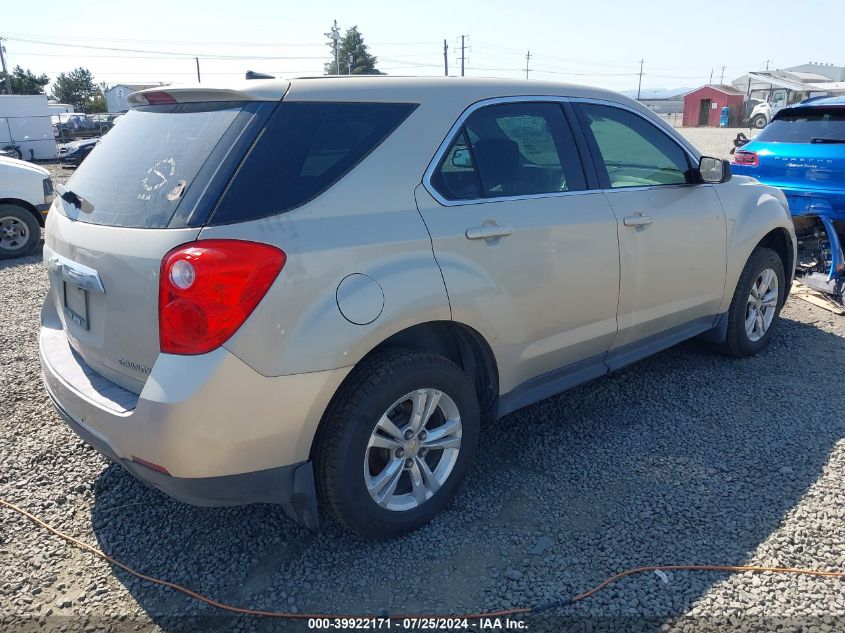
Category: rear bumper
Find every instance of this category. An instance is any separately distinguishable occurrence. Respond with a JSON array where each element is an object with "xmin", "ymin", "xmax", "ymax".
[
  {"xmin": 46, "ymin": 381, "xmax": 319, "ymax": 528},
  {"xmin": 39, "ymin": 297, "xmax": 351, "ymax": 525}
]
